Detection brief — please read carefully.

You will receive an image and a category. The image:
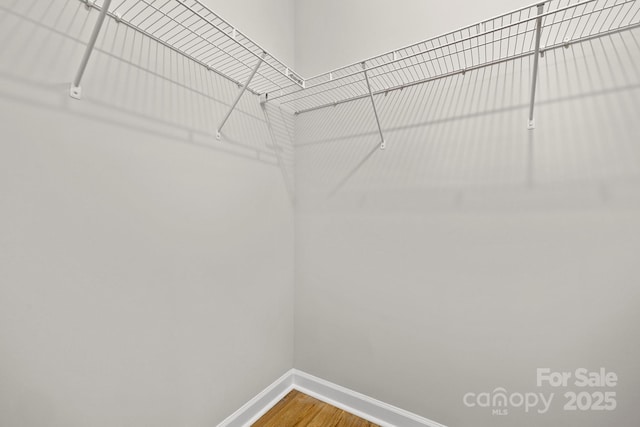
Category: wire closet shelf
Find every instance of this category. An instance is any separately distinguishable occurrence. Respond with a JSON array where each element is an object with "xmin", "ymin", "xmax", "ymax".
[
  {"xmin": 83, "ymin": 0, "xmax": 304, "ymax": 95},
  {"xmin": 269, "ymin": 0, "xmax": 640, "ymax": 114},
  {"xmin": 78, "ymin": 0, "xmax": 639, "ymax": 116}
]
